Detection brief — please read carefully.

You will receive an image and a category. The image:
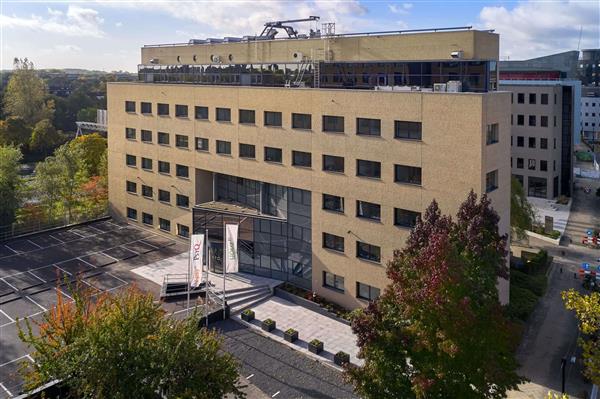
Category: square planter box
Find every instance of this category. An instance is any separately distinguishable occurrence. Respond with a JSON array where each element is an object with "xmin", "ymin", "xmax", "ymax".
[
  {"xmin": 261, "ymin": 320, "xmax": 276, "ymax": 332},
  {"xmin": 334, "ymin": 351, "xmax": 350, "ymax": 366},
  {"xmin": 308, "ymin": 341, "xmax": 324, "ymax": 354},
  {"xmin": 241, "ymin": 311, "xmax": 254, "ymax": 322},
  {"xmin": 284, "ymin": 330, "xmax": 298, "ymax": 343}
]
